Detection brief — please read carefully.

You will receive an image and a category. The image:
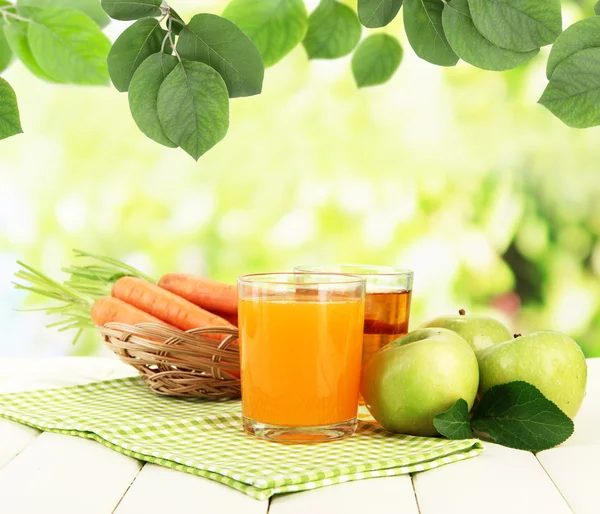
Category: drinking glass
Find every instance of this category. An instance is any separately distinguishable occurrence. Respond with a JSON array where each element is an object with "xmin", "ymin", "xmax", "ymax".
[
  {"xmin": 237, "ymin": 273, "xmax": 365, "ymax": 443},
  {"xmin": 294, "ymin": 265, "xmax": 413, "ymax": 366}
]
